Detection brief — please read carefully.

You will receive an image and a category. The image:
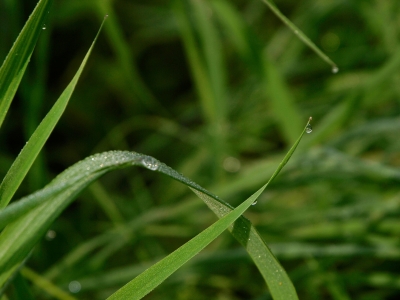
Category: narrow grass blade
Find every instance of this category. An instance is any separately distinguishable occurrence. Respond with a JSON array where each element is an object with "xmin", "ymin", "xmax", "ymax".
[
  {"xmin": 0, "ymin": 0, "xmax": 53, "ymax": 129},
  {"xmin": 261, "ymin": 0, "xmax": 338, "ymax": 71},
  {"xmin": 0, "ymin": 119, "xmax": 310, "ymax": 296},
  {"xmin": 0, "ymin": 18, "xmax": 107, "ymax": 209},
  {"xmin": 106, "ymin": 184, "xmax": 266, "ymax": 300}
]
